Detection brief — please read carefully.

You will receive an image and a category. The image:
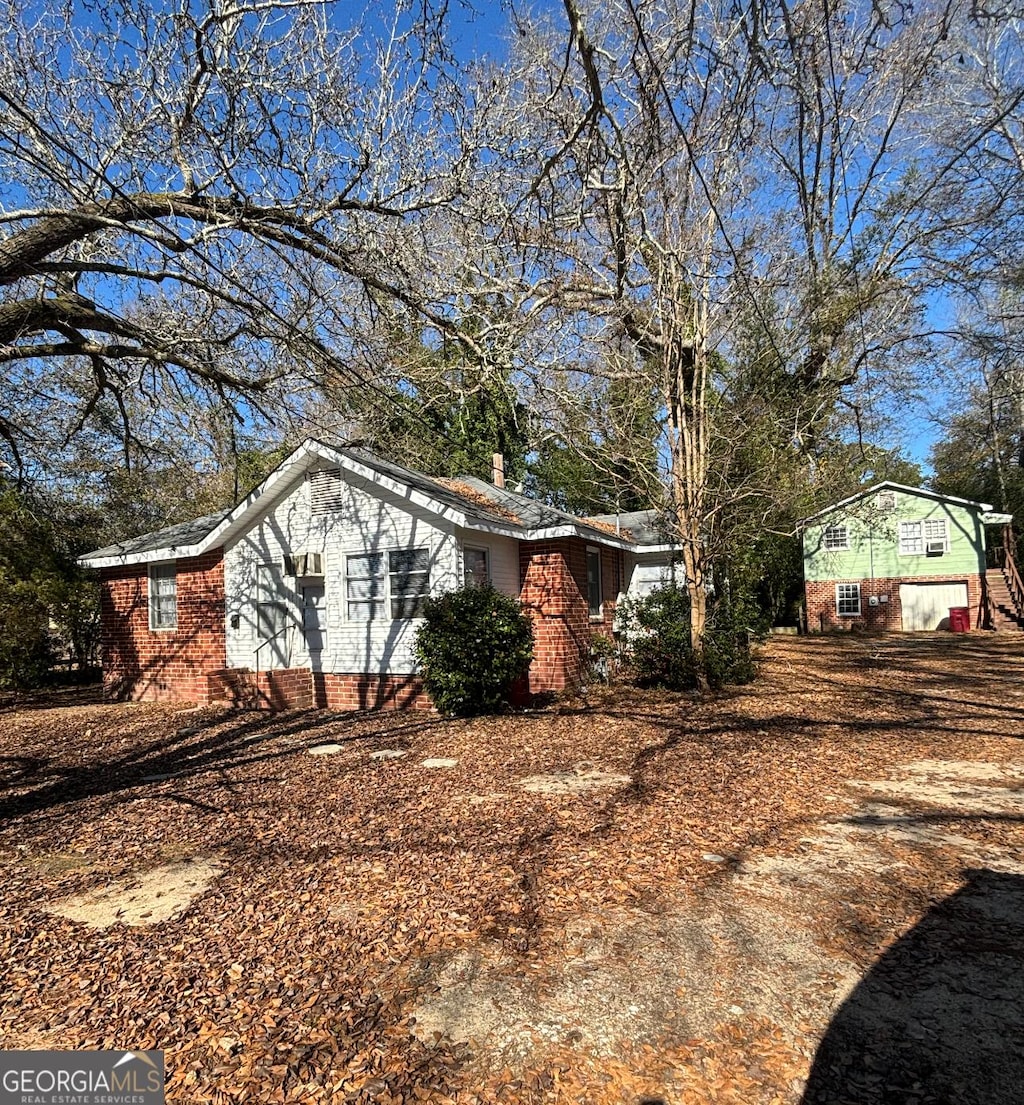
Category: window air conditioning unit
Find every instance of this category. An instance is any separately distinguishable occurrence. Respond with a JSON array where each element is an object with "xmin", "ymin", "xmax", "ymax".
[
  {"xmin": 284, "ymin": 552, "xmax": 324, "ymax": 577},
  {"xmin": 925, "ymin": 540, "xmax": 945, "ymax": 556}
]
